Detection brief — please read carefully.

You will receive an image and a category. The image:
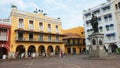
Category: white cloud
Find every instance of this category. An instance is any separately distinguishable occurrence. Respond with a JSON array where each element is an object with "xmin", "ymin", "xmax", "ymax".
[
  {"xmin": 0, "ymin": 0, "xmax": 10, "ymax": 6},
  {"xmin": 43, "ymin": 0, "xmax": 68, "ymax": 10}
]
